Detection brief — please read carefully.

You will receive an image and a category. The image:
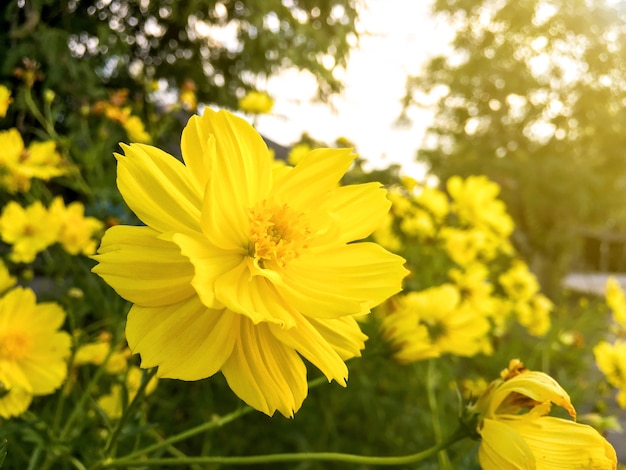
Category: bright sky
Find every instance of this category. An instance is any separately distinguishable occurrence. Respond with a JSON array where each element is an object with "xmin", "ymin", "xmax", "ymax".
[{"xmin": 254, "ymin": 0, "xmax": 453, "ymax": 180}]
